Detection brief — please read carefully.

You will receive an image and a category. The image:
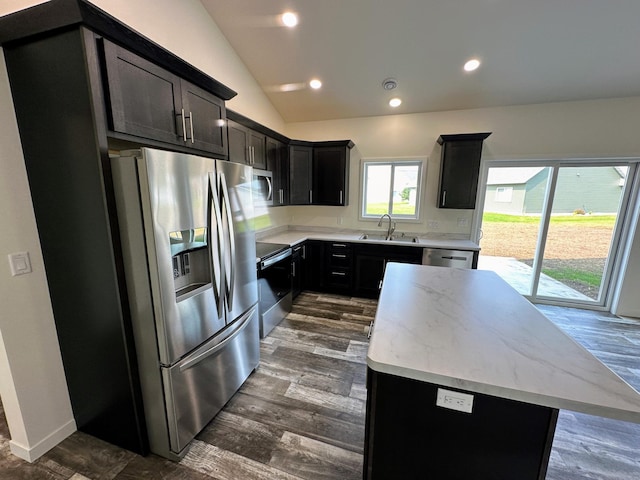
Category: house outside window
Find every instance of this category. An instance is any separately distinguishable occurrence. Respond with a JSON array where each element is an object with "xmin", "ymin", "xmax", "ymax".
[{"xmin": 361, "ymin": 159, "xmax": 423, "ymax": 220}]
